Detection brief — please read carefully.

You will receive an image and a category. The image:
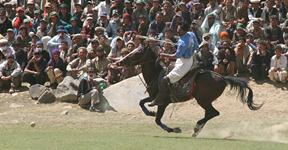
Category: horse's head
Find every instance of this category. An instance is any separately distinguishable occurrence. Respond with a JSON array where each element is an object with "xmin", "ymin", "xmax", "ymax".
[{"xmin": 117, "ymin": 46, "xmax": 156, "ymax": 67}]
